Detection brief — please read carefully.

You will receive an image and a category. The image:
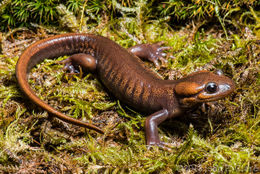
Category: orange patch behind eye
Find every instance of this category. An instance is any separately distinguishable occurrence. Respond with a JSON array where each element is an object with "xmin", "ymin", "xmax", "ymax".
[{"xmin": 175, "ymin": 82, "xmax": 202, "ymax": 96}]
